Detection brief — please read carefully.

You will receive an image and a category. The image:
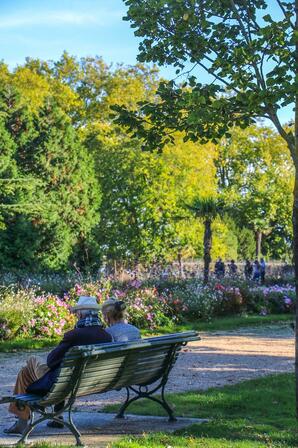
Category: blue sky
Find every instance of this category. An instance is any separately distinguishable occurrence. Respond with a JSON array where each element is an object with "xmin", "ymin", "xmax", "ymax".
[{"xmin": 0, "ymin": 0, "xmax": 293, "ymax": 123}]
